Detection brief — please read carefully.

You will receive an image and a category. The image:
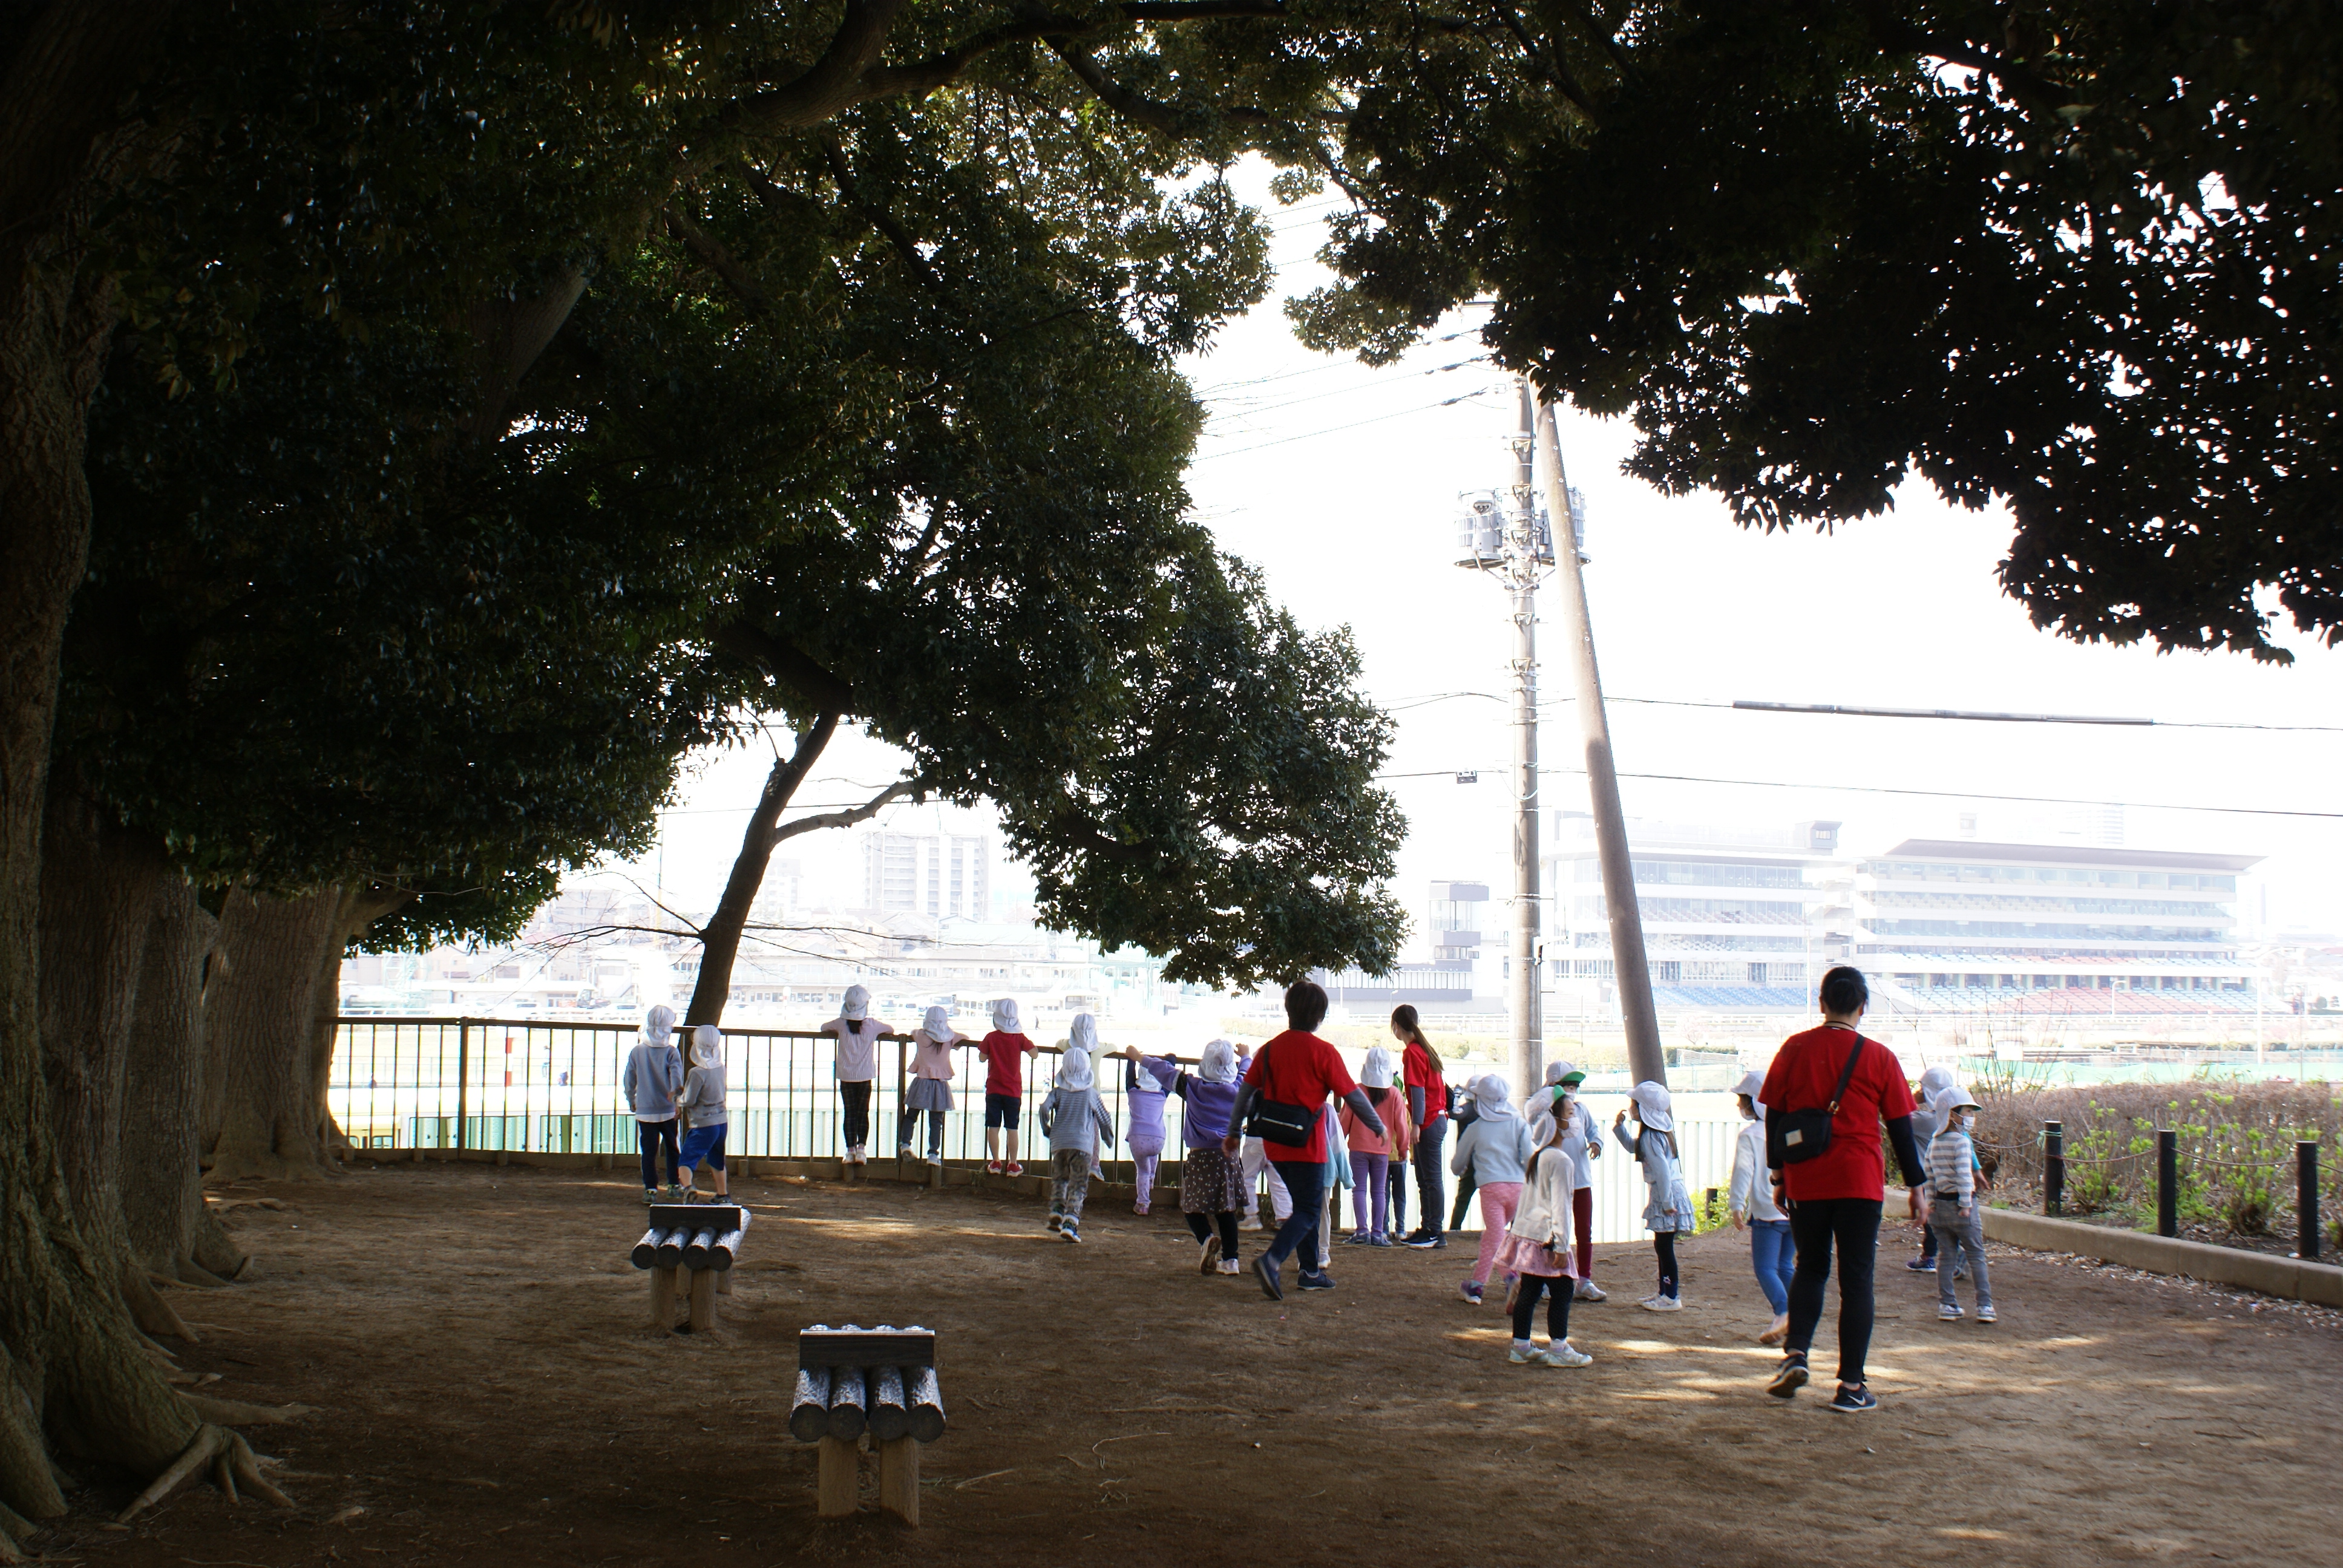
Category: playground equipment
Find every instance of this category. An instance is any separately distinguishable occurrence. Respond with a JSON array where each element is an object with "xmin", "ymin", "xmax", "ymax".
[
  {"xmin": 628, "ymin": 1203, "xmax": 749, "ymax": 1331},
  {"xmin": 790, "ymin": 1324, "xmax": 945, "ymax": 1524}
]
